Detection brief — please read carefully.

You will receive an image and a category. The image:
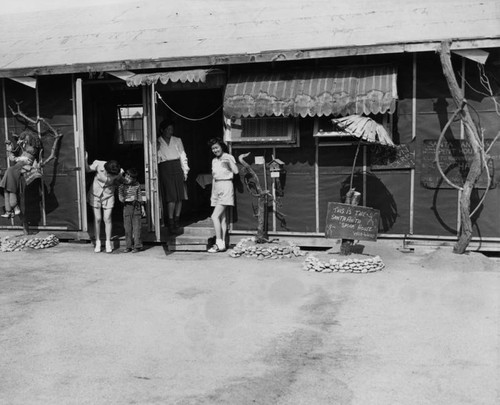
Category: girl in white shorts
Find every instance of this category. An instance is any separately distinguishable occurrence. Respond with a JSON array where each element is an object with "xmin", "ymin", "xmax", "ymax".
[{"xmin": 208, "ymin": 138, "xmax": 239, "ymax": 252}]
